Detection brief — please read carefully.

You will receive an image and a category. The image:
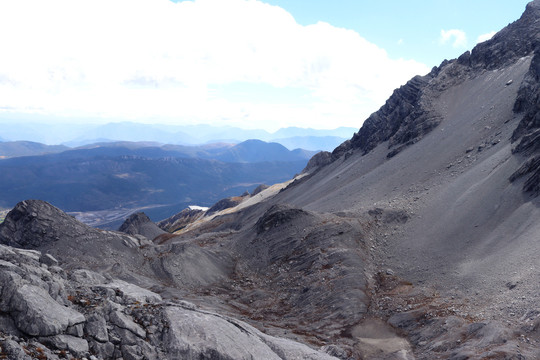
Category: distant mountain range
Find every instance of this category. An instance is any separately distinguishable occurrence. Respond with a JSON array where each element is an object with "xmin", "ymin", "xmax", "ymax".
[
  {"xmin": 0, "ymin": 141, "xmax": 69, "ymax": 158},
  {"xmin": 0, "ymin": 139, "xmax": 317, "ymax": 161},
  {"xmin": 0, "ymin": 122, "xmax": 355, "ymax": 151},
  {"xmin": 0, "ymin": 139, "xmax": 315, "ymax": 223}
]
